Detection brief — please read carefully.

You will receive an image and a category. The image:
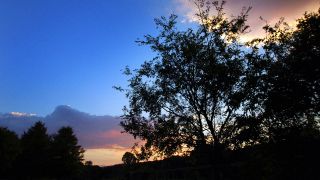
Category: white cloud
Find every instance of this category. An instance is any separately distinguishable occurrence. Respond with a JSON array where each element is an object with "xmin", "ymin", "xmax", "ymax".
[{"xmin": 9, "ymin": 112, "xmax": 37, "ymax": 117}]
